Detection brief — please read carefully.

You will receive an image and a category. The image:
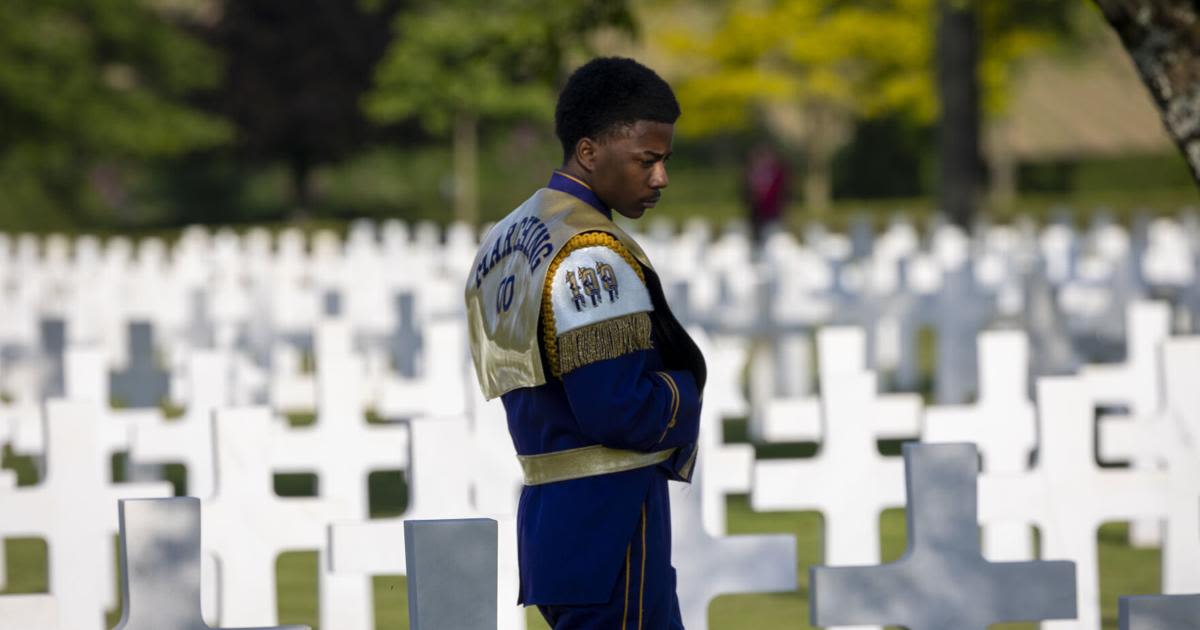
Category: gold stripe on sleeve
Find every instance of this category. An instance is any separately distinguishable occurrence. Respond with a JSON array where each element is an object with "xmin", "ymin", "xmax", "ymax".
[{"xmin": 655, "ymin": 371, "xmax": 680, "ymax": 443}]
